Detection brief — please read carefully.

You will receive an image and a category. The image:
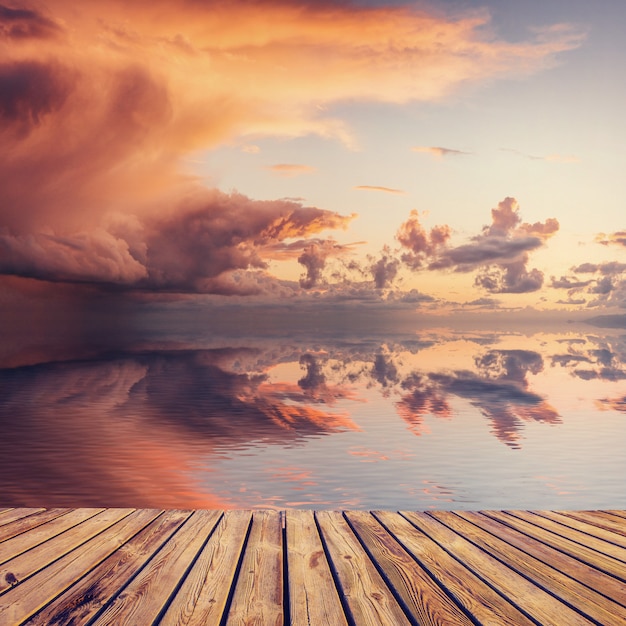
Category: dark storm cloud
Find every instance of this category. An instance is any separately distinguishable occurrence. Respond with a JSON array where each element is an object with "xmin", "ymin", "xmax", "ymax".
[
  {"xmin": 0, "ymin": 191, "xmax": 353, "ymax": 293},
  {"xmin": 0, "ymin": 4, "xmax": 61, "ymax": 39},
  {"xmin": 0, "ymin": 61, "xmax": 72, "ymax": 137}
]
